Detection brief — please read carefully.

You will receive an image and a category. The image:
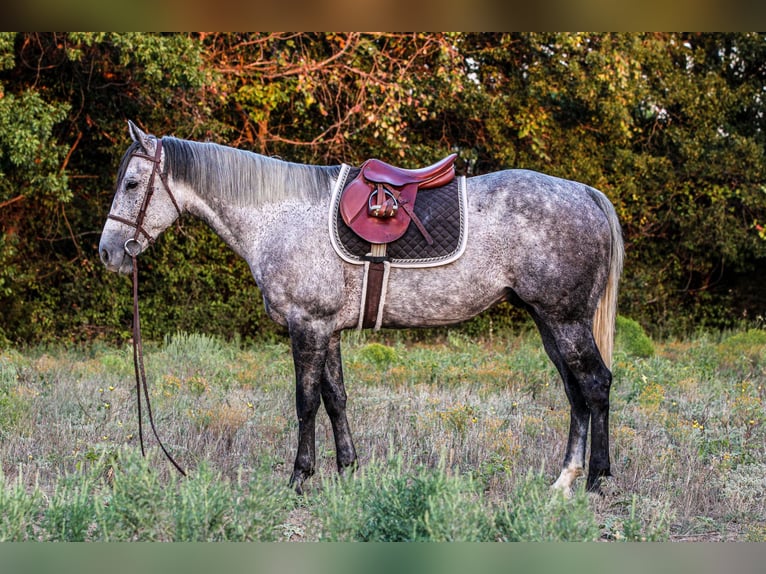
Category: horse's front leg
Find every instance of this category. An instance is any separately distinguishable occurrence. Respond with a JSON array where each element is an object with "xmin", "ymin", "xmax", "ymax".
[
  {"xmin": 321, "ymin": 332, "xmax": 357, "ymax": 475},
  {"xmin": 287, "ymin": 320, "xmax": 331, "ymax": 494}
]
